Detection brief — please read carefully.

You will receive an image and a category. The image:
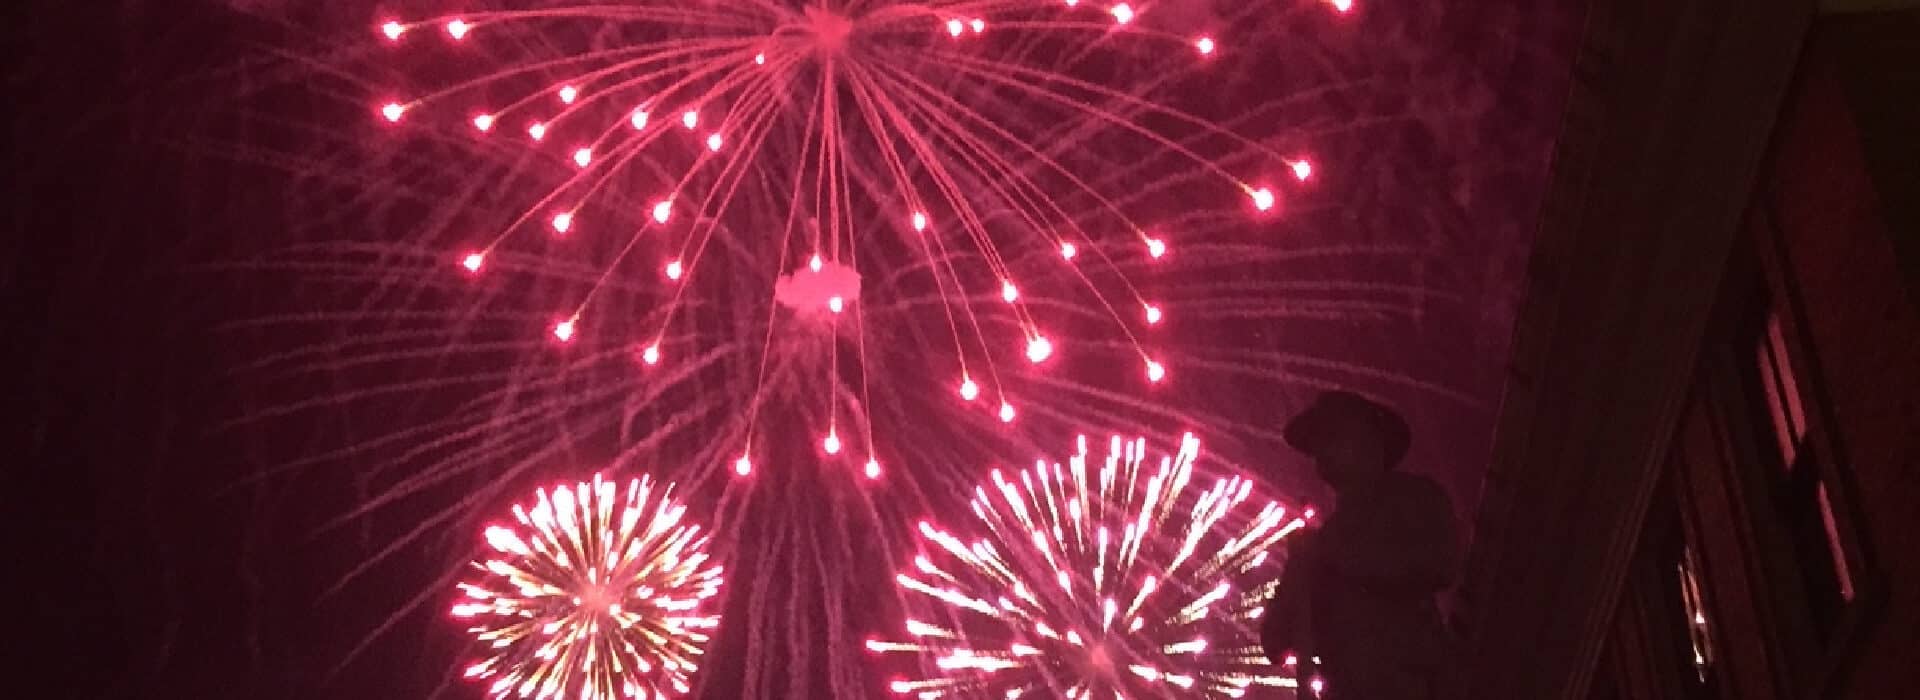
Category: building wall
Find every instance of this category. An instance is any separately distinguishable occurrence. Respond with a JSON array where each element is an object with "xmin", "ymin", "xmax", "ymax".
[
  {"xmin": 1440, "ymin": 0, "xmax": 1812, "ymax": 695},
  {"xmin": 1757, "ymin": 17, "xmax": 1920, "ymax": 696},
  {"xmin": 1588, "ymin": 13, "xmax": 1920, "ymax": 699}
]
